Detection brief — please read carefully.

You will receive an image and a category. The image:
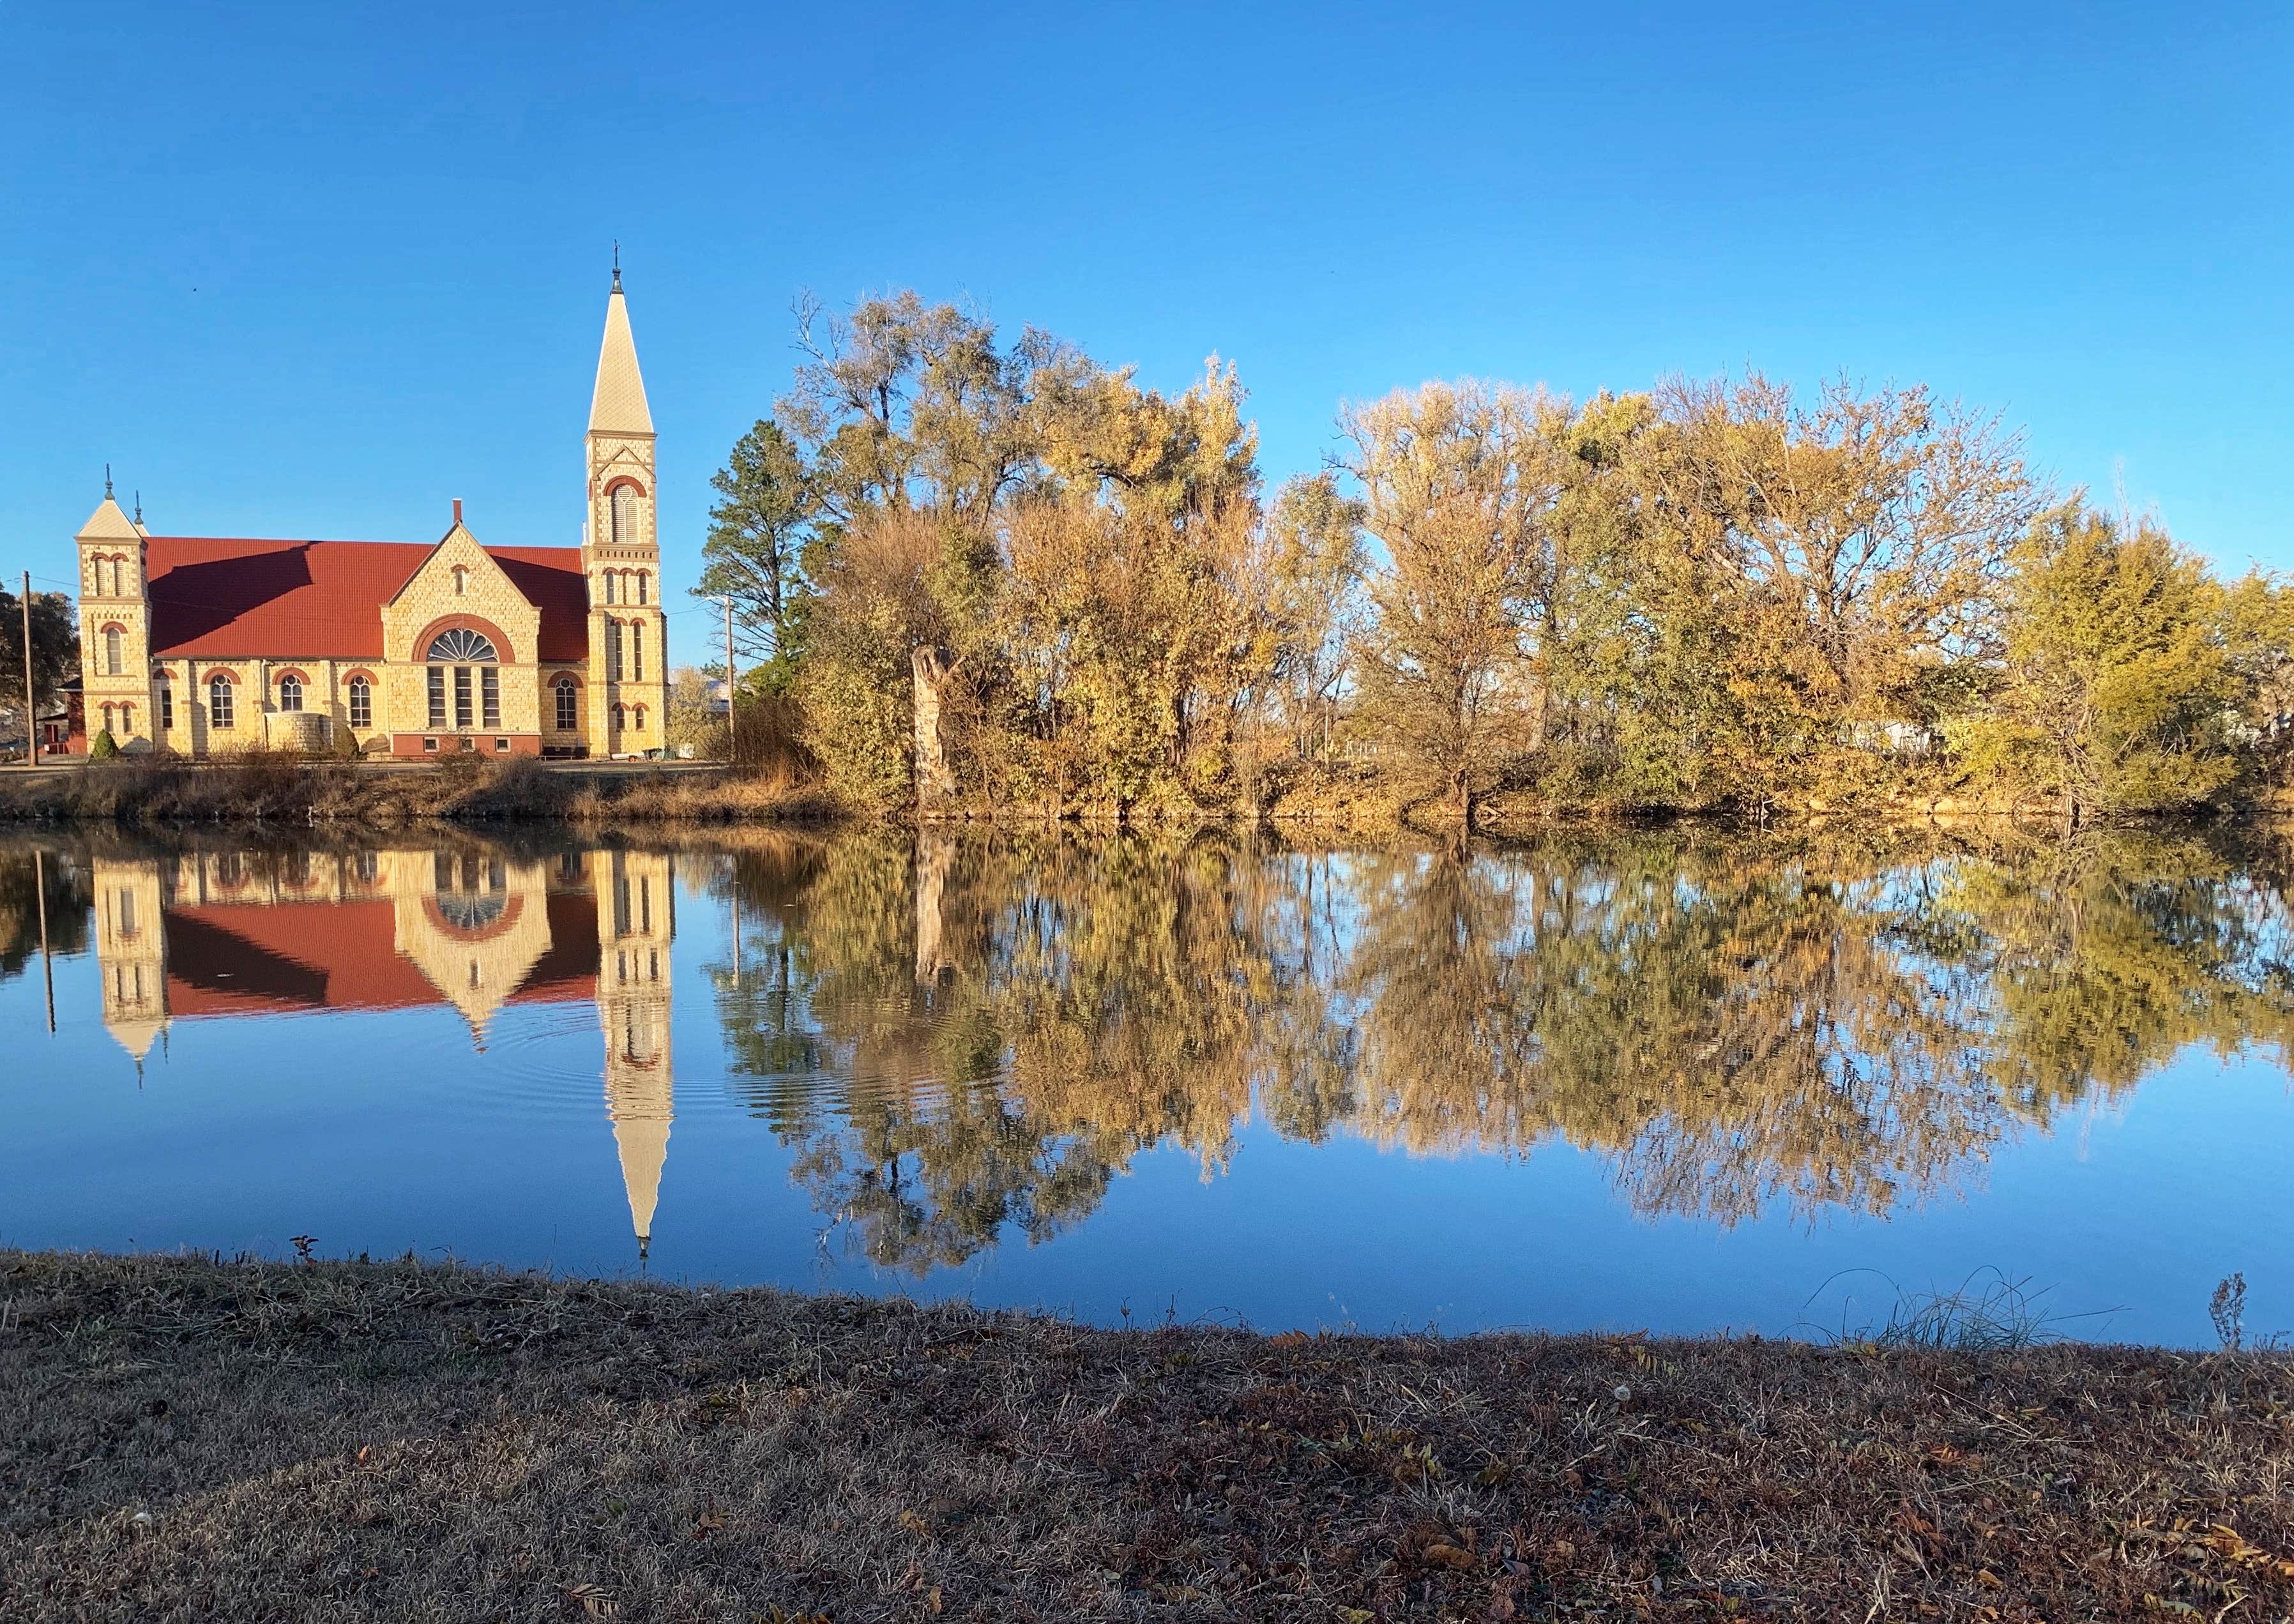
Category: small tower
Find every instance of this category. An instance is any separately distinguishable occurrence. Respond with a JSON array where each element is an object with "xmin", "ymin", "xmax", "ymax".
[
  {"xmin": 75, "ymin": 482, "xmax": 155, "ymax": 752},
  {"xmin": 596, "ymin": 849, "xmax": 675, "ymax": 1256},
  {"xmin": 94, "ymin": 856, "xmax": 170, "ymax": 1065},
  {"xmin": 581, "ymin": 262, "xmax": 668, "ymax": 759}
]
